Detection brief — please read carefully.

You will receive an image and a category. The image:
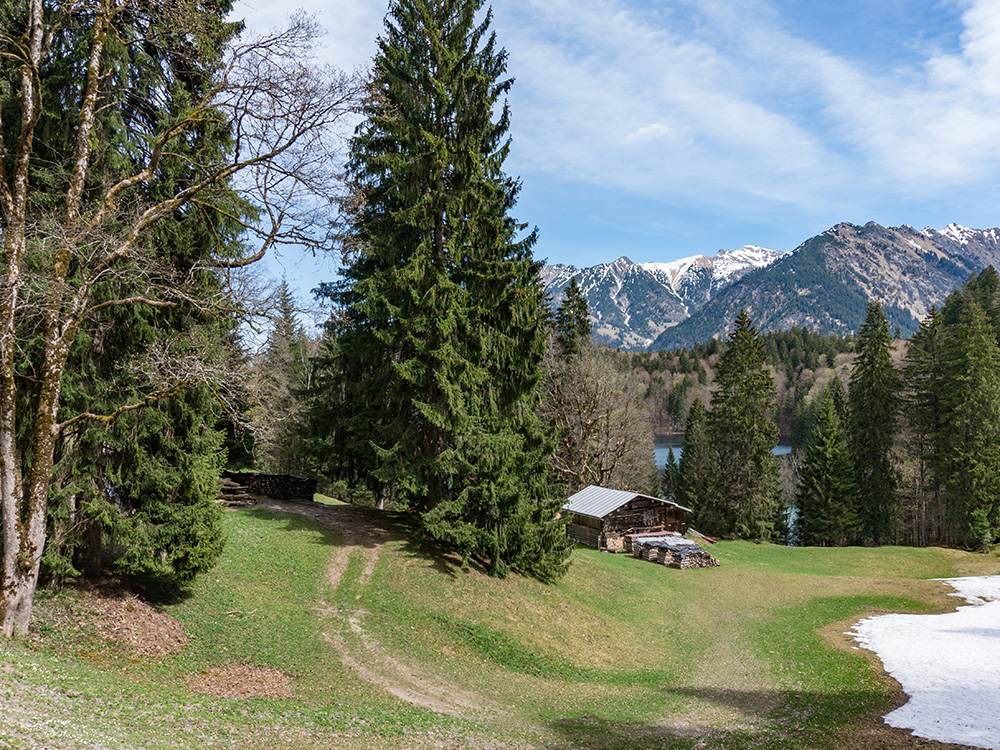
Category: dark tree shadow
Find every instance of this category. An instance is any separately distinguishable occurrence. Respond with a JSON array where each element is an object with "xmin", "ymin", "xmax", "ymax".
[{"xmin": 545, "ymin": 685, "xmax": 982, "ymax": 750}]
